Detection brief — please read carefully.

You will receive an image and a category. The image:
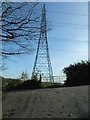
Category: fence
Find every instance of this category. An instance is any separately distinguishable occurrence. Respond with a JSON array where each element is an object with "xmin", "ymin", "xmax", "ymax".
[{"xmin": 41, "ymin": 75, "xmax": 66, "ymax": 83}]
